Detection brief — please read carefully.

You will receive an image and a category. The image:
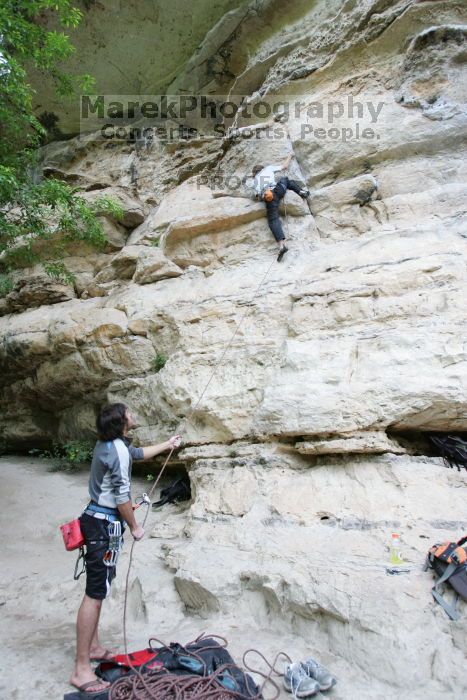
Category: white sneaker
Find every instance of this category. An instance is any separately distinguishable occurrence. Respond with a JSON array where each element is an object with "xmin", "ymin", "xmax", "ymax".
[
  {"xmin": 301, "ymin": 657, "xmax": 336, "ymax": 691},
  {"xmin": 283, "ymin": 663, "xmax": 320, "ymax": 697}
]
